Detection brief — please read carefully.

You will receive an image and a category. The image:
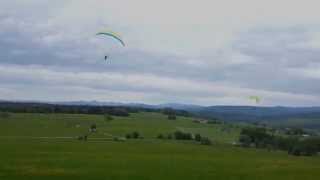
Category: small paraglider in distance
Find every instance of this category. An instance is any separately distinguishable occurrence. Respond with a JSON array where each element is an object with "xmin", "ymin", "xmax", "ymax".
[
  {"xmin": 248, "ymin": 96, "xmax": 262, "ymax": 117},
  {"xmin": 249, "ymin": 96, "xmax": 261, "ymax": 104},
  {"xmin": 96, "ymin": 30, "xmax": 125, "ymax": 61}
]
